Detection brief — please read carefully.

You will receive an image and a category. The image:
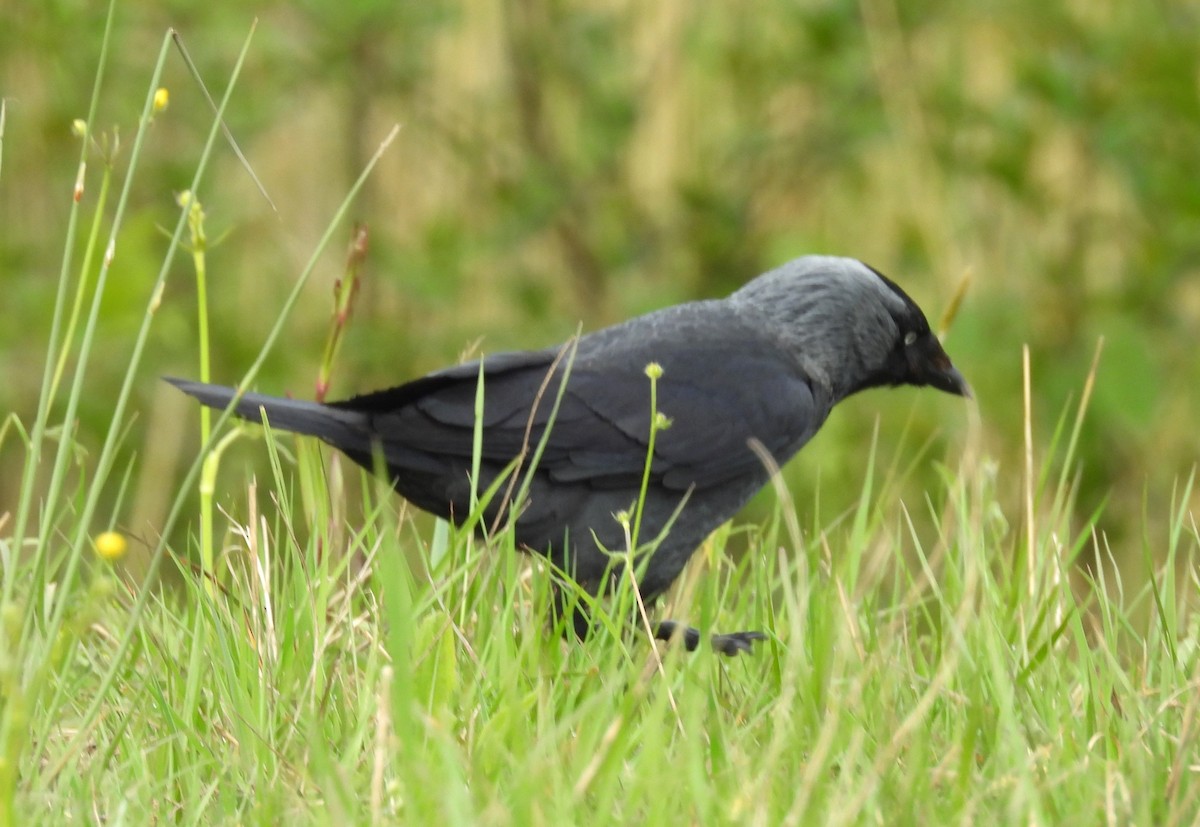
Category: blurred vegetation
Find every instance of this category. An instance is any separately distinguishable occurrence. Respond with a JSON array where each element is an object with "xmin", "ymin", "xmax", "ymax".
[{"xmin": 2, "ymin": 0, "xmax": 1198, "ymax": 573}]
